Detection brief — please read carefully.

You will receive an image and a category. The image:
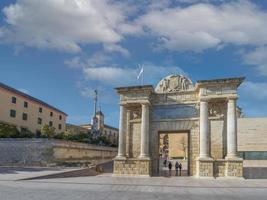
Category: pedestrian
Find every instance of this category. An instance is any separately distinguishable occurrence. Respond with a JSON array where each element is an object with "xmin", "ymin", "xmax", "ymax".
[
  {"xmin": 179, "ymin": 163, "xmax": 182, "ymax": 176},
  {"xmin": 168, "ymin": 161, "xmax": 172, "ymax": 176},
  {"xmin": 163, "ymin": 159, "xmax": 167, "ymax": 167},
  {"xmin": 175, "ymin": 161, "xmax": 179, "ymax": 176}
]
